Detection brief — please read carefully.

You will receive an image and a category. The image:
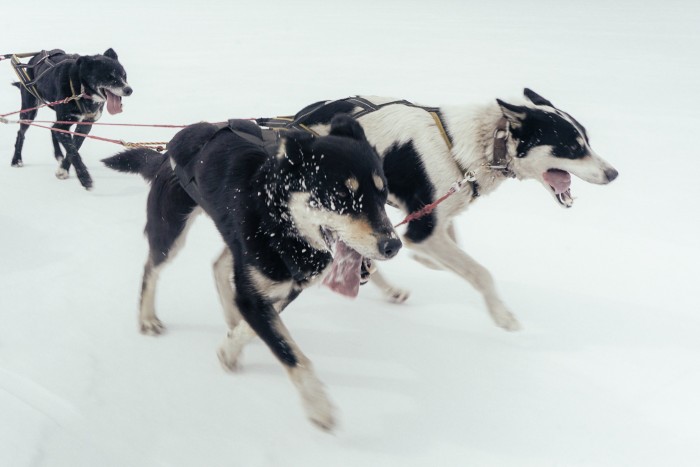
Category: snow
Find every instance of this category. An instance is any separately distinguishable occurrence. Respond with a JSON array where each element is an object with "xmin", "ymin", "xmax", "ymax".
[{"xmin": 1, "ymin": 1, "xmax": 699, "ymax": 466}]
